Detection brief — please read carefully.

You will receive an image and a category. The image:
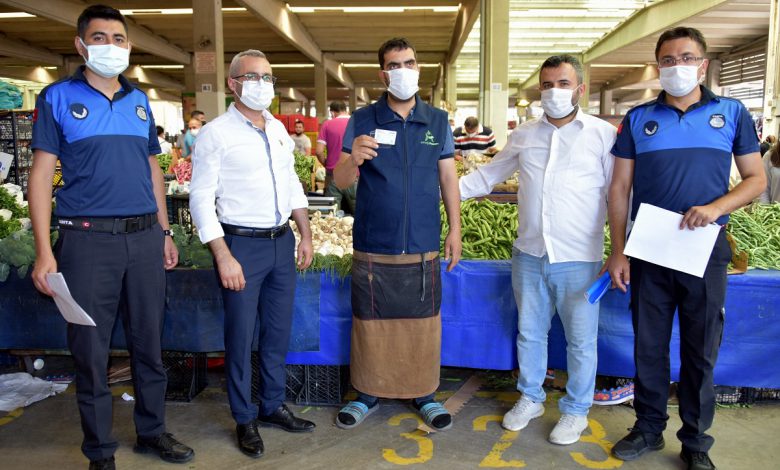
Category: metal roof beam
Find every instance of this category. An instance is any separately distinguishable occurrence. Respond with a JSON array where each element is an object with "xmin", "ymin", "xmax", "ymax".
[
  {"xmin": 236, "ymin": 0, "xmax": 354, "ymax": 89},
  {"xmin": 446, "ymin": 0, "xmax": 479, "ymax": 64},
  {"xmin": 0, "ymin": 33, "xmax": 63, "ymax": 66},
  {"xmin": 584, "ymin": 0, "xmax": 730, "ymax": 64},
  {"xmin": 0, "ymin": 0, "xmax": 191, "ymax": 64},
  {"xmin": 602, "ymin": 64, "xmax": 658, "ymax": 91},
  {"xmin": 0, "ymin": 65, "xmax": 58, "ymax": 83},
  {"xmin": 124, "ymin": 66, "xmax": 185, "ymax": 91}
]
